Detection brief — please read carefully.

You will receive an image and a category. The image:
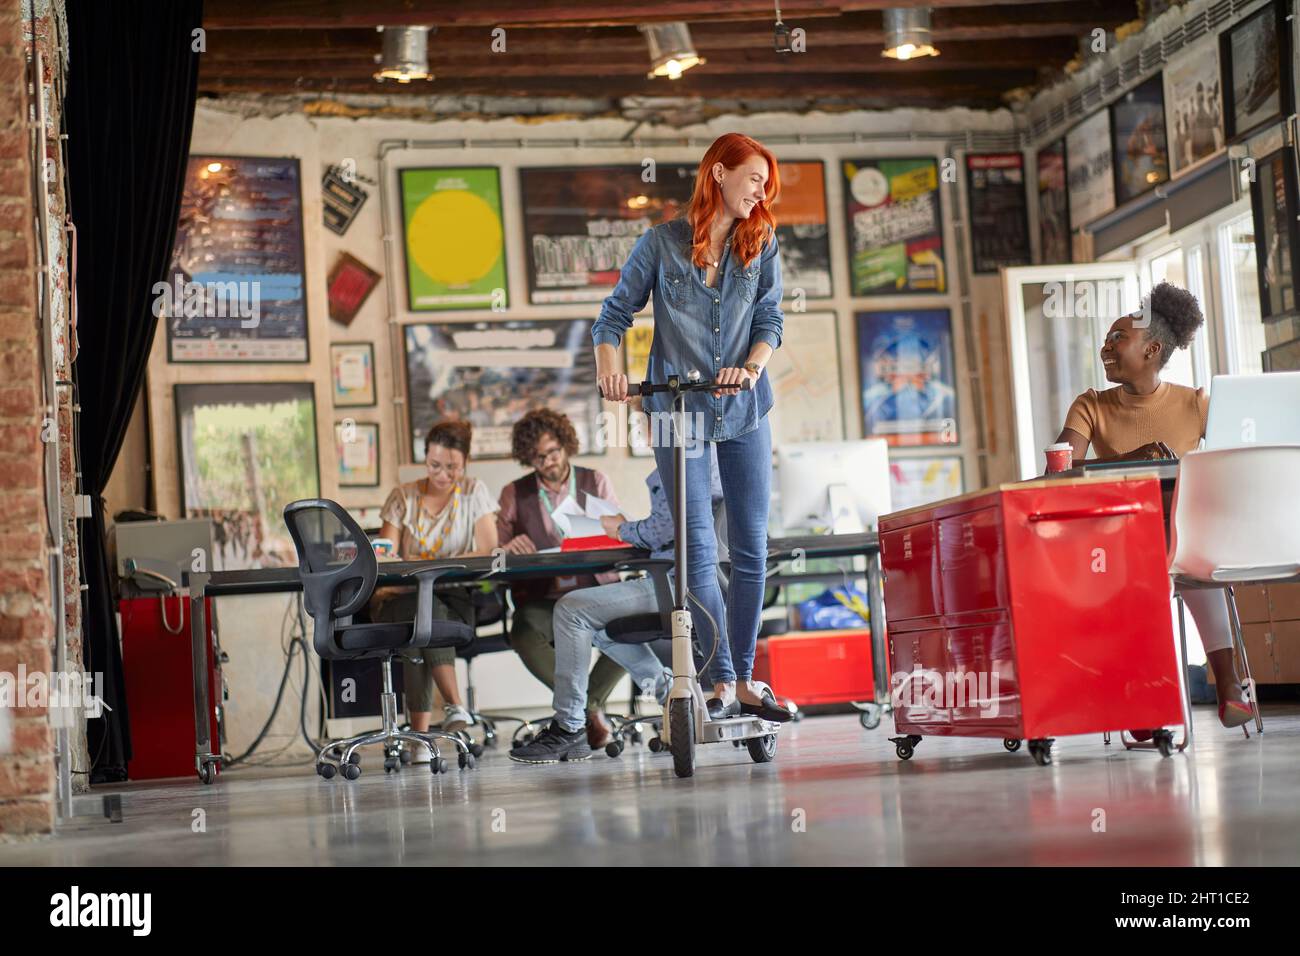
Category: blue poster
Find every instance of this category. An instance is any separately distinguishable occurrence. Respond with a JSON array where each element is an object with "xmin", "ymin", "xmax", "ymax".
[{"xmin": 856, "ymin": 309, "xmax": 958, "ymax": 446}]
